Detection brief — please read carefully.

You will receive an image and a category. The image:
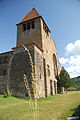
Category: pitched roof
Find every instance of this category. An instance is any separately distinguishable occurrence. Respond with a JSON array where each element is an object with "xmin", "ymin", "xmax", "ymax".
[
  {"xmin": 19, "ymin": 8, "xmax": 40, "ymax": 24},
  {"xmin": 17, "ymin": 8, "xmax": 50, "ymax": 32}
]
